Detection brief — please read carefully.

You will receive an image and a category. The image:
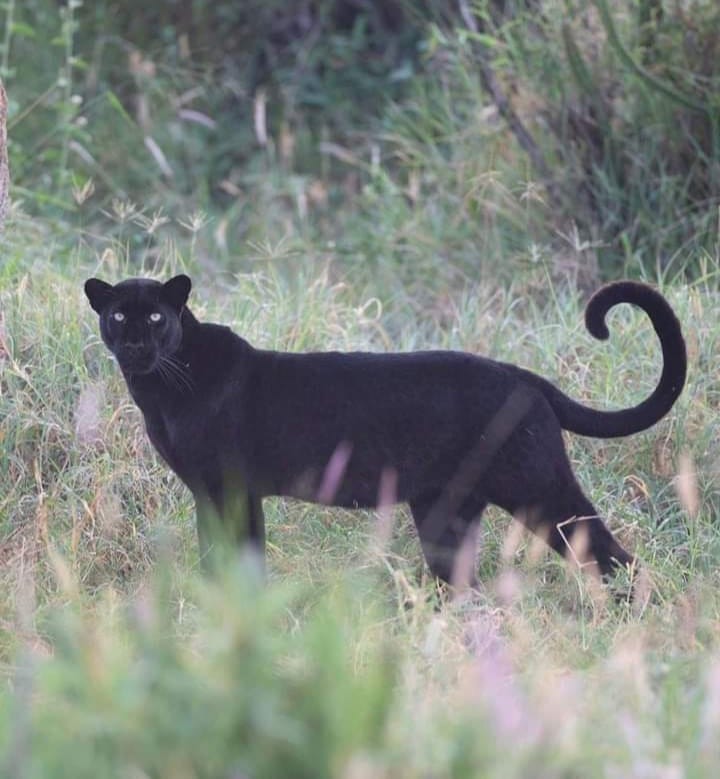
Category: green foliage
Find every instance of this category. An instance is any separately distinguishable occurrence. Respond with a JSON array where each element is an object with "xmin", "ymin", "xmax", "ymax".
[
  {"xmin": 5, "ymin": 1, "xmax": 720, "ymax": 278},
  {"xmin": 471, "ymin": 0, "xmax": 720, "ymax": 273}
]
